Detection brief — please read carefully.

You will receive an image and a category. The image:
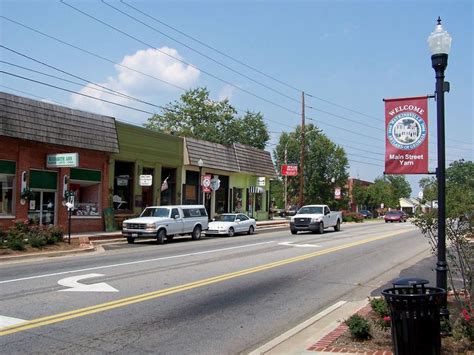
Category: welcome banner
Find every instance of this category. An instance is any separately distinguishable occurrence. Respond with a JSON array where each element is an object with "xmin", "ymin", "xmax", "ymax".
[{"xmin": 384, "ymin": 96, "xmax": 428, "ymax": 174}]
